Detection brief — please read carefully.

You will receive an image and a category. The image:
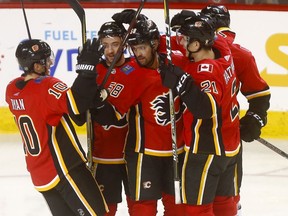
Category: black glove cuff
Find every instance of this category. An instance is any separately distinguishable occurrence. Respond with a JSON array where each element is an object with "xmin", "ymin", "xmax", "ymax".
[
  {"xmin": 76, "ymin": 63, "xmax": 95, "ymax": 72},
  {"xmin": 176, "ymin": 73, "xmax": 191, "ymax": 95},
  {"xmin": 76, "ymin": 64, "xmax": 96, "ymax": 78},
  {"xmin": 246, "ymin": 111, "xmax": 265, "ymax": 127}
]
